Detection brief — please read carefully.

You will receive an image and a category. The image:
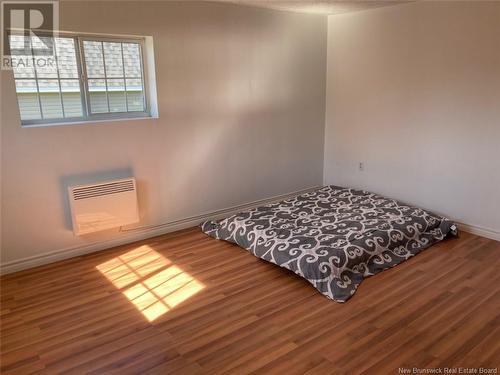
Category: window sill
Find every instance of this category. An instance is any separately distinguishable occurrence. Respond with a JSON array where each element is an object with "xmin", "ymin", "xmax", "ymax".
[{"xmin": 21, "ymin": 115, "xmax": 159, "ymax": 128}]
